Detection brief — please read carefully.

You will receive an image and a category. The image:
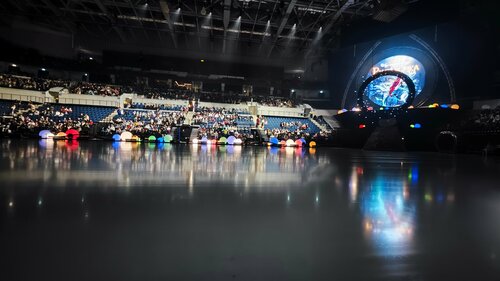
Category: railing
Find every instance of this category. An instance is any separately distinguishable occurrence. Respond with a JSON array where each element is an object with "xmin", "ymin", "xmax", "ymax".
[{"xmin": 0, "ymin": 88, "xmax": 46, "ymax": 104}]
